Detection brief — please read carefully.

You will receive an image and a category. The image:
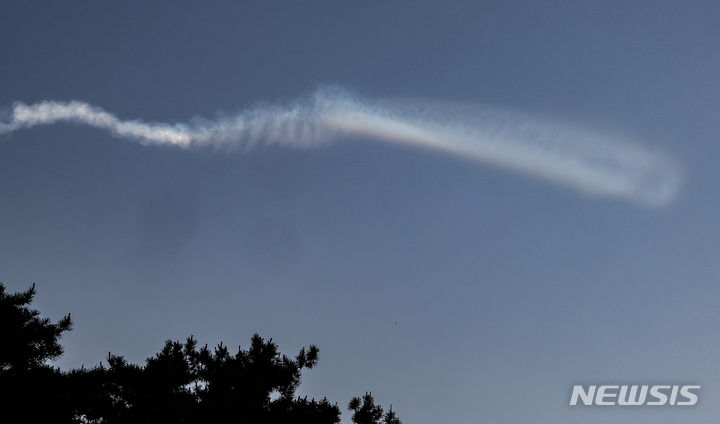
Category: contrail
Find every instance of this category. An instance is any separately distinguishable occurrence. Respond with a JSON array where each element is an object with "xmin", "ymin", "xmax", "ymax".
[{"xmin": 0, "ymin": 88, "xmax": 681, "ymax": 206}]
